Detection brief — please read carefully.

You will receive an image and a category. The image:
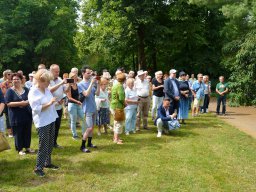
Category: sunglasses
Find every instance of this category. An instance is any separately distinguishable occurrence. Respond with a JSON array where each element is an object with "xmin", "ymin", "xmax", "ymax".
[{"xmin": 7, "ymin": 74, "xmax": 11, "ymax": 76}]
